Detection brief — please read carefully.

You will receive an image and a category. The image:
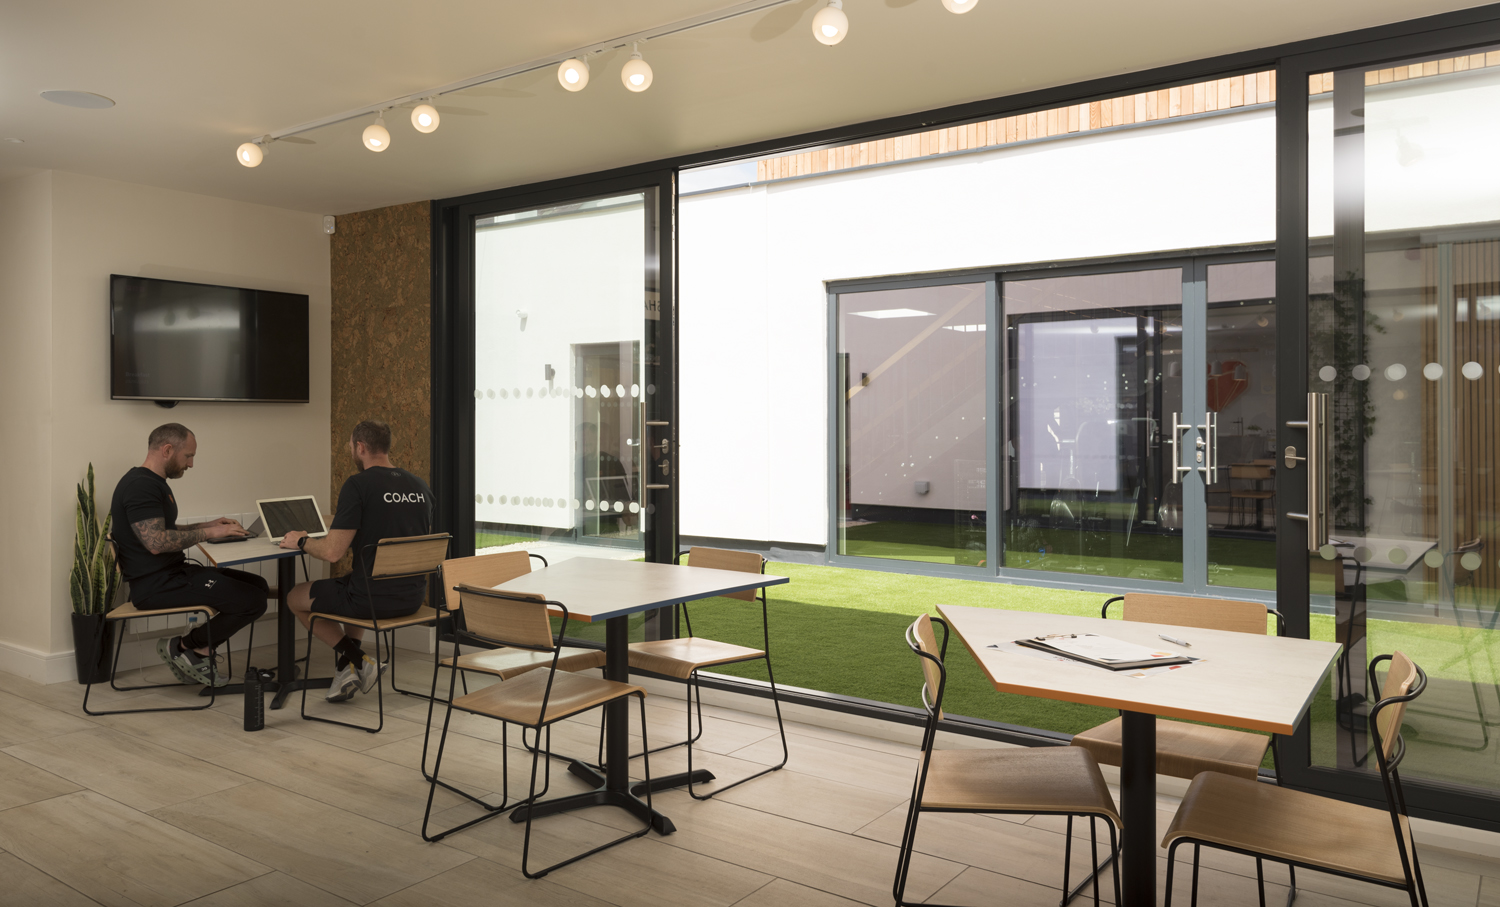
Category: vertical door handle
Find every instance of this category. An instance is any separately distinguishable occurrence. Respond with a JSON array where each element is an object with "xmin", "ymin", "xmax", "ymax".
[
  {"xmin": 1285, "ymin": 392, "xmax": 1331, "ymax": 552},
  {"xmin": 1169, "ymin": 413, "xmax": 1194, "ymax": 484},
  {"xmin": 645, "ymin": 421, "xmax": 671, "ymax": 491},
  {"xmin": 1197, "ymin": 411, "xmax": 1218, "ymax": 483}
]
